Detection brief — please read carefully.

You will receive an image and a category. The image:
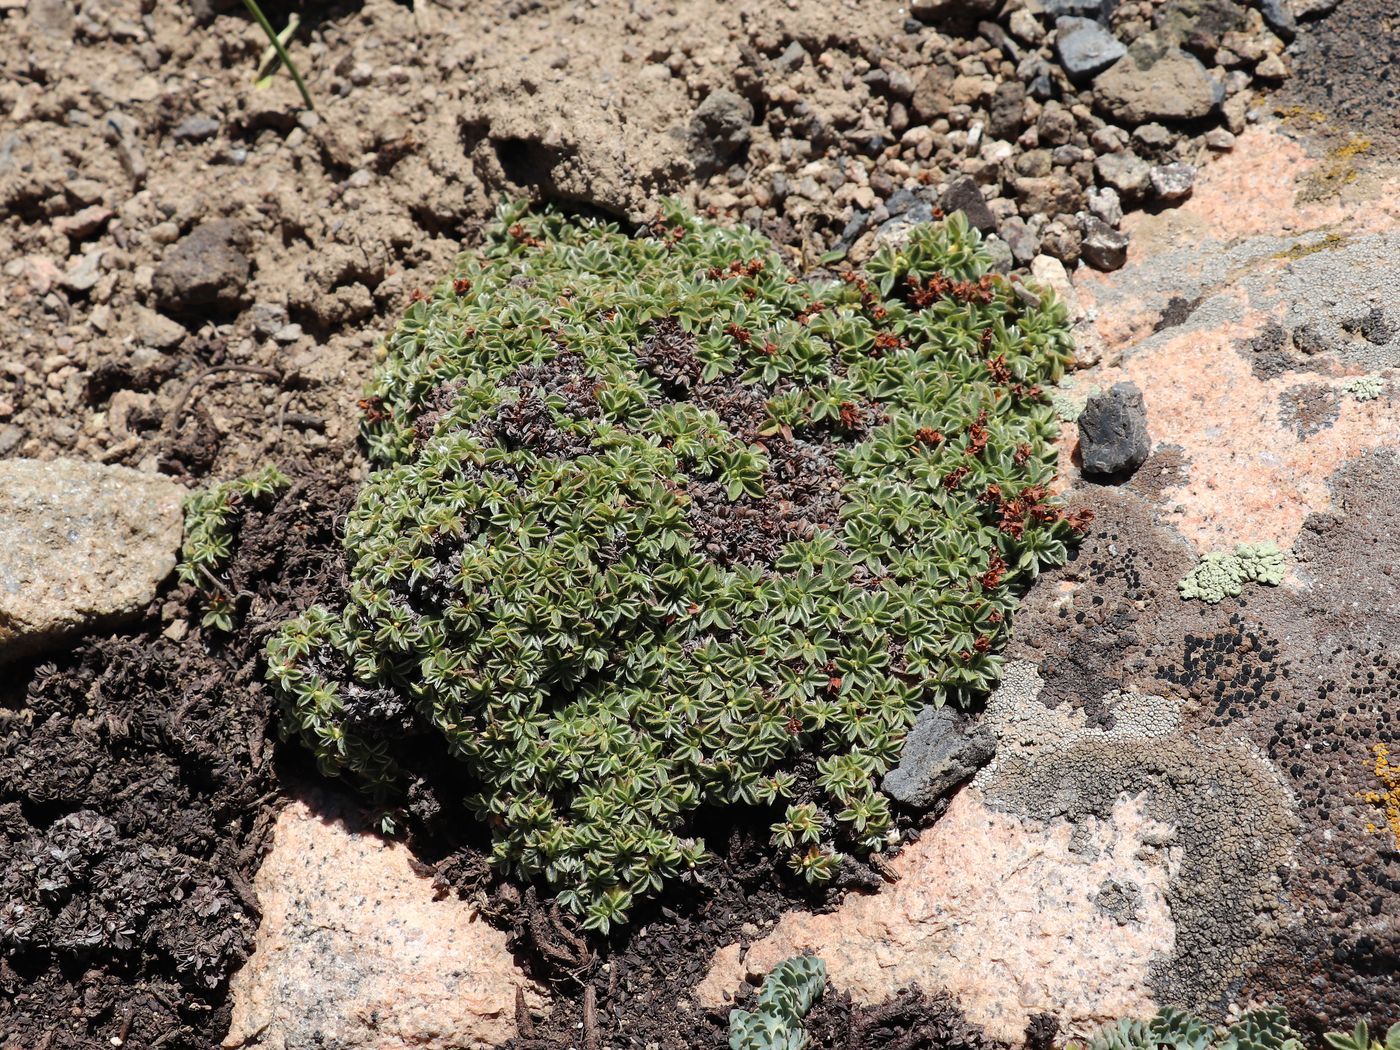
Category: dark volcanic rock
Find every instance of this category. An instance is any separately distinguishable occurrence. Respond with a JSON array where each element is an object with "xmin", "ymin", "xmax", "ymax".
[
  {"xmin": 883, "ymin": 705, "xmax": 996, "ymax": 809},
  {"xmin": 909, "ymin": 0, "xmax": 999, "ymax": 30},
  {"xmin": 1257, "ymin": 0, "xmax": 1296, "ymax": 38},
  {"xmin": 690, "ymin": 89, "xmax": 754, "ymax": 177},
  {"xmin": 152, "ymin": 218, "xmax": 252, "ymax": 313},
  {"xmin": 1078, "ymin": 382, "xmax": 1151, "ymax": 477},
  {"xmin": 941, "ymin": 175, "xmax": 997, "ymax": 234},
  {"xmin": 987, "ymin": 80, "xmax": 1028, "ymax": 140}
]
